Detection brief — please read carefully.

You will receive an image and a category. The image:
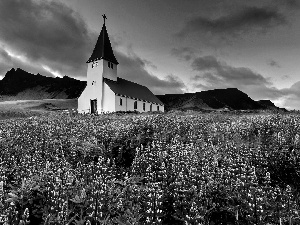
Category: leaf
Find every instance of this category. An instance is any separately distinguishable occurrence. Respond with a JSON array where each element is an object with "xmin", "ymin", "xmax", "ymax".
[
  {"xmin": 113, "ymin": 217, "xmax": 130, "ymax": 225},
  {"xmin": 8, "ymin": 192, "xmax": 19, "ymax": 199},
  {"xmin": 70, "ymin": 195, "xmax": 82, "ymax": 203},
  {"xmin": 113, "ymin": 180, "xmax": 125, "ymax": 186},
  {"xmin": 5, "ymin": 198, "xmax": 16, "ymax": 203},
  {"xmin": 32, "ymin": 185, "xmax": 40, "ymax": 191}
]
